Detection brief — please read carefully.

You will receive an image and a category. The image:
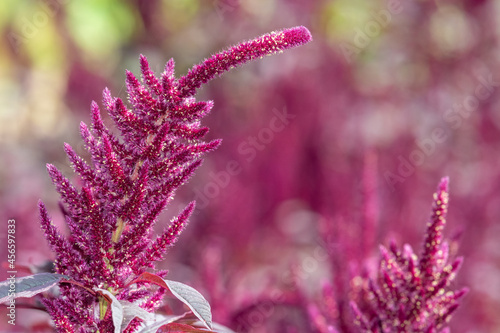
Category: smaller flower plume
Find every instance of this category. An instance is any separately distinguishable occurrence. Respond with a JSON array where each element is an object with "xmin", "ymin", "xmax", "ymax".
[
  {"xmin": 351, "ymin": 177, "xmax": 468, "ymax": 333},
  {"xmin": 31, "ymin": 26, "xmax": 312, "ymax": 332}
]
